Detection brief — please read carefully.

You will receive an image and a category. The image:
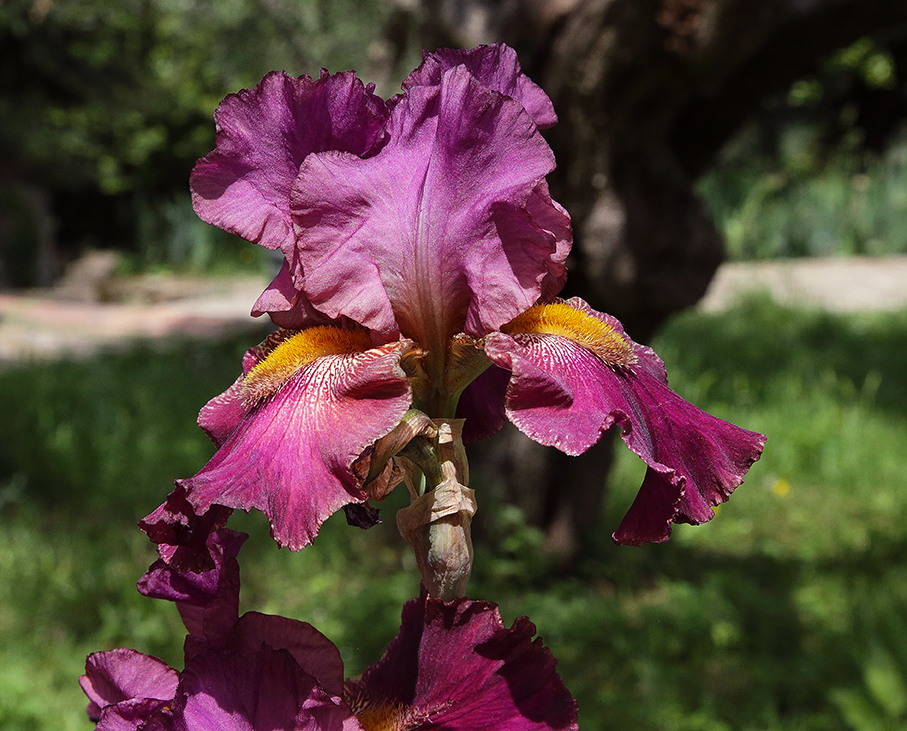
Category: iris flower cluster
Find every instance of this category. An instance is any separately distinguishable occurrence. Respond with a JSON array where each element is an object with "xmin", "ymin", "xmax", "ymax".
[
  {"xmin": 83, "ymin": 44, "xmax": 764, "ymax": 730},
  {"xmin": 83, "ymin": 530, "xmax": 576, "ymax": 731}
]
